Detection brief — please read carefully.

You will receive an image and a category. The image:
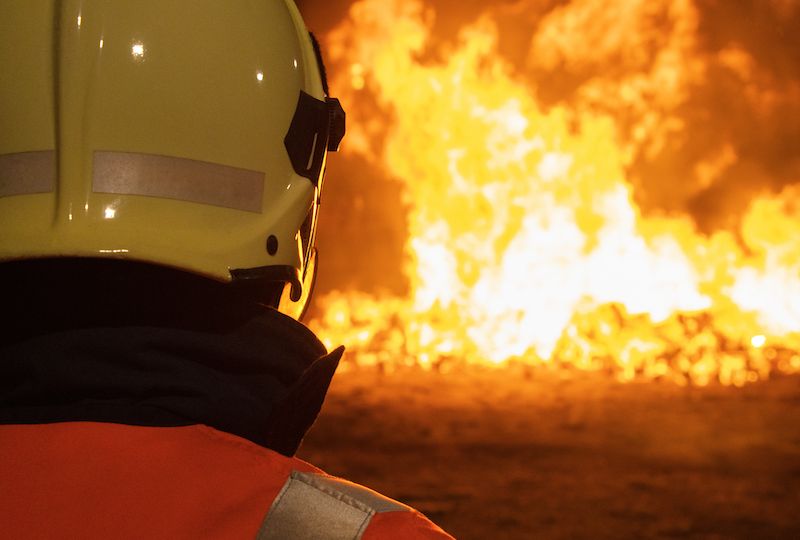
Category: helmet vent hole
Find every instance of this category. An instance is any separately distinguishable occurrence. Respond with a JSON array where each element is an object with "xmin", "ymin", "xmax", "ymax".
[{"xmin": 266, "ymin": 235, "xmax": 279, "ymax": 256}]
